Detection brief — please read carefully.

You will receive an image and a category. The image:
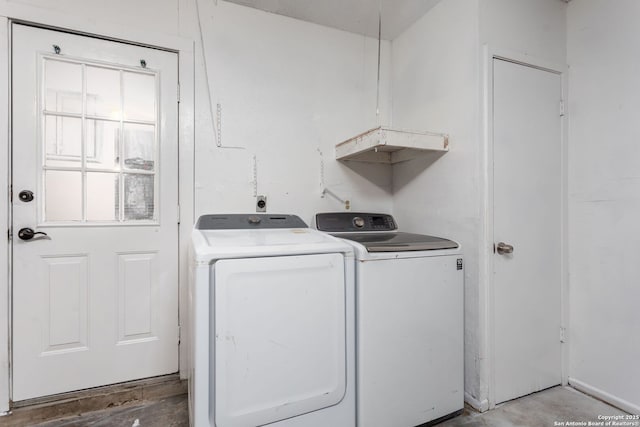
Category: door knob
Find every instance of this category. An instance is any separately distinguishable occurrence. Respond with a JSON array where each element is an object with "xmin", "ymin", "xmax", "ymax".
[
  {"xmin": 496, "ymin": 242, "xmax": 514, "ymax": 255},
  {"xmin": 18, "ymin": 228, "xmax": 49, "ymax": 241}
]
